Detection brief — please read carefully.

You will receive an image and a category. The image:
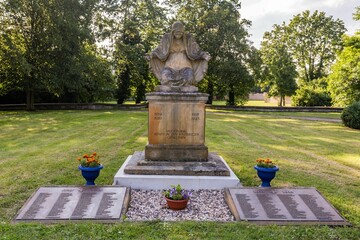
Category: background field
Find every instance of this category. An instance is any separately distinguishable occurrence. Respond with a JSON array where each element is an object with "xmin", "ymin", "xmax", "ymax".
[{"xmin": 0, "ymin": 110, "xmax": 359, "ymax": 239}]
